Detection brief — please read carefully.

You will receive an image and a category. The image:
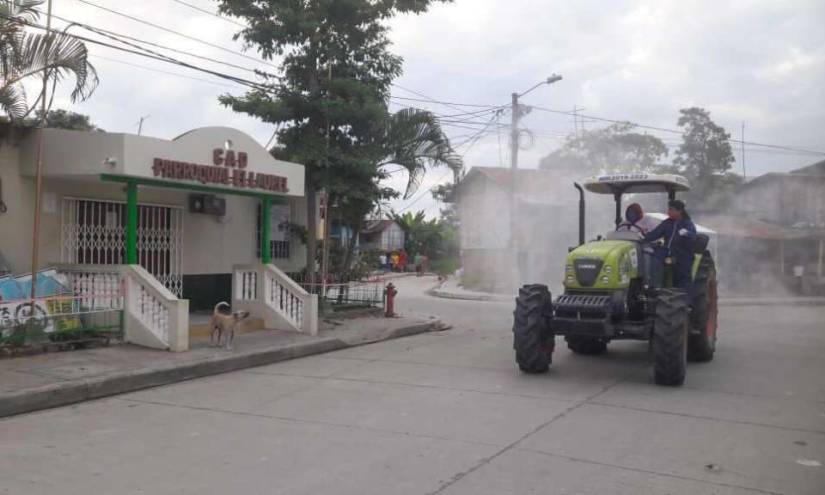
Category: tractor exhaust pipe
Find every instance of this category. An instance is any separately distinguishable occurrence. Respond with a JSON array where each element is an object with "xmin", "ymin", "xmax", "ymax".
[{"xmin": 574, "ymin": 182, "xmax": 585, "ymax": 246}]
